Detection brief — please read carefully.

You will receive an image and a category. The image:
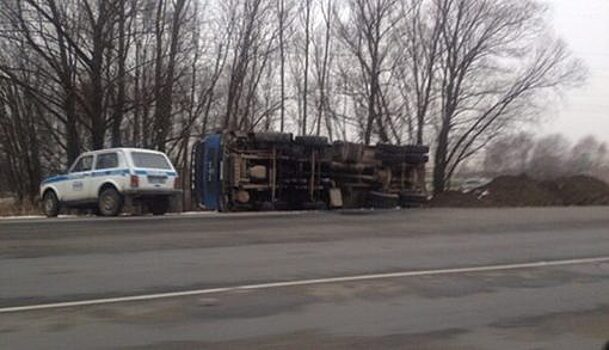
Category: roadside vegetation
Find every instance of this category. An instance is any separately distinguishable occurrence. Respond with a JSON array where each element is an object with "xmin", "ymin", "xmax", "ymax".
[
  {"xmin": 483, "ymin": 133, "xmax": 609, "ymax": 184},
  {"xmin": 434, "ymin": 133, "xmax": 609, "ymax": 208},
  {"xmin": 0, "ymin": 197, "xmax": 40, "ymax": 216},
  {"xmin": 432, "ymin": 175, "xmax": 609, "ymax": 208},
  {"xmin": 0, "ymin": 0, "xmax": 592, "ymax": 214}
]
